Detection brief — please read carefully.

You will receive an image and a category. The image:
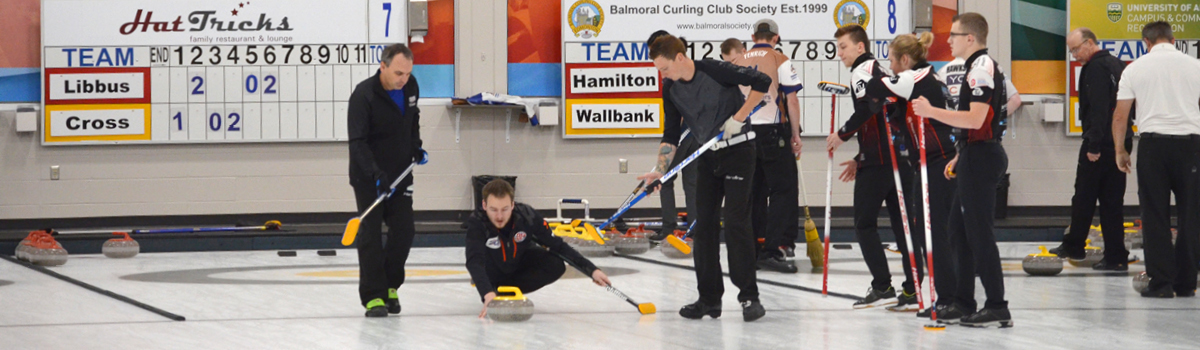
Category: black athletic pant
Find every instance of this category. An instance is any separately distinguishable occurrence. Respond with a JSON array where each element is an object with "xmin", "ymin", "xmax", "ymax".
[
  {"xmin": 854, "ymin": 163, "xmax": 921, "ymax": 293},
  {"xmin": 352, "ymin": 184, "xmax": 416, "ymax": 306},
  {"xmin": 661, "ymin": 138, "xmax": 700, "ymax": 232},
  {"xmin": 751, "ymin": 124, "xmax": 800, "ymax": 256},
  {"xmin": 484, "ymin": 247, "xmax": 567, "ymax": 294},
  {"xmin": 1063, "ymin": 143, "xmax": 1130, "ymax": 263},
  {"xmin": 908, "ymin": 156, "xmax": 956, "ymax": 307},
  {"xmin": 947, "ymin": 142, "xmax": 1008, "ymax": 311},
  {"xmin": 1136, "ymin": 134, "xmax": 1200, "ymax": 294},
  {"xmin": 693, "ymin": 141, "xmax": 758, "ymax": 305}
]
